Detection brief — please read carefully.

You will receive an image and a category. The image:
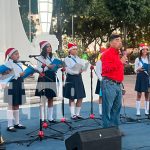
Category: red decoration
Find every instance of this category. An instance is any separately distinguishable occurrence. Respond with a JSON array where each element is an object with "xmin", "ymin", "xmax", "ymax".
[
  {"xmin": 42, "ymin": 122, "xmax": 48, "ymax": 129},
  {"xmin": 61, "ymin": 117, "xmax": 66, "ymax": 122},
  {"xmin": 90, "ymin": 65, "xmax": 94, "ymax": 70},
  {"xmin": 39, "ymin": 72, "xmax": 45, "ymax": 77},
  {"xmin": 90, "ymin": 114, "xmax": 95, "ymax": 119},
  {"xmin": 61, "ymin": 67, "xmax": 66, "ymax": 72},
  {"xmin": 42, "ymin": 63, "xmax": 46, "ymax": 68},
  {"xmin": 38, "ymin": 131, "xmax": 44, "ymax": 138}
]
